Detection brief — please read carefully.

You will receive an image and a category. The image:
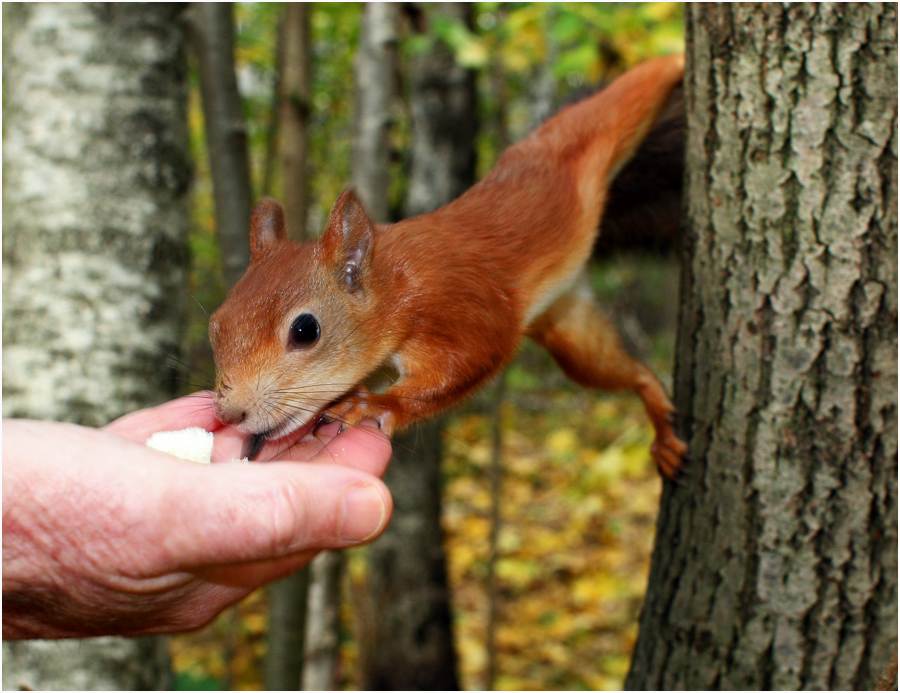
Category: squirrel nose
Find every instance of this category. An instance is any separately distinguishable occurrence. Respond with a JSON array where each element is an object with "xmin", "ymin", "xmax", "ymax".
[{"xmin": 213, "ymin": 398, "xmax": 247, "ymax": 426}]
